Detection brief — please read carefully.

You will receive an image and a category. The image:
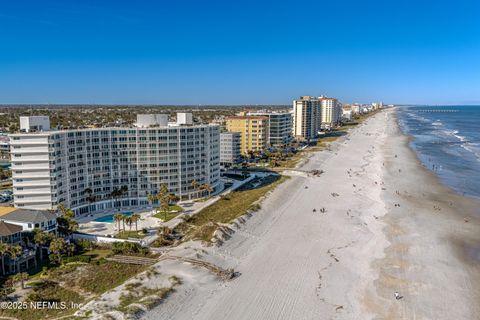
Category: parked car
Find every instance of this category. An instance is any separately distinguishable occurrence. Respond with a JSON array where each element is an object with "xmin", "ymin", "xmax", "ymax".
[{"xmin": 0, "ymin": 190, "xmax": 12, "ymax": 197}]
